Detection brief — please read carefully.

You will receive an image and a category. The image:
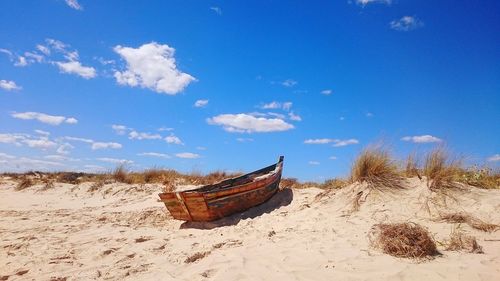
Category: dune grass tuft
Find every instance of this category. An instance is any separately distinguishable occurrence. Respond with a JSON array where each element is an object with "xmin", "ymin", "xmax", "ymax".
[
  {"xmin": 405, "ymin": 153, "xmax": 422, "ymax": 179},
  {"xmin": 423, "ymin": 147, "xmax": 462, "ymax": 190},
  {"xmin": 439, "ymin": 212, "xmax": 499, "ymax": 232},
  {"xmin": 370, "ymin": 222, "xmax": 440, "ymax": 259},
  {"xmin": 350, "ymin": 146, "xmax": 404, "ymax": 190},
  {"xmin": 112, "ymin": 165, "xmax": 132, "ymax": 184},
  {"xmin": 16, "ymin": 177, "xmax": 34, "ymax": 191},
  {"xmin": 445, "ymin": 227, "xmax": 483, "ymax": 253}
]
